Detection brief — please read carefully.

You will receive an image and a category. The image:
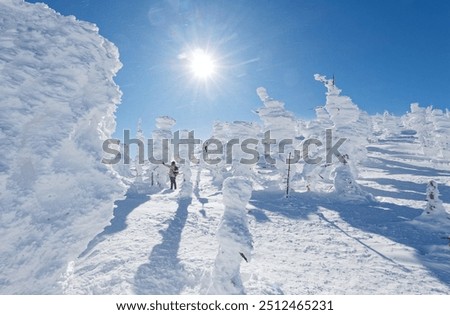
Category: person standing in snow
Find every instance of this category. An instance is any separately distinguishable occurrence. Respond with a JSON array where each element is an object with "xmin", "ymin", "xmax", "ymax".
[{"xmin": 162, "ymin": 161, "xmax": 179, "ymax": 190}]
